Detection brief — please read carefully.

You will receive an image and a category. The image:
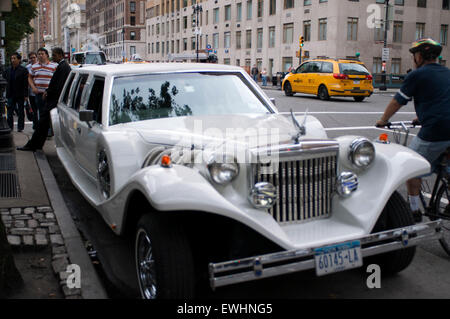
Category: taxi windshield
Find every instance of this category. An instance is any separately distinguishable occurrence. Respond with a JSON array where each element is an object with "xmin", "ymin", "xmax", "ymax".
[{"xmin": 109, "ymin": 72, "xmax": 272, "ymax": 125}]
